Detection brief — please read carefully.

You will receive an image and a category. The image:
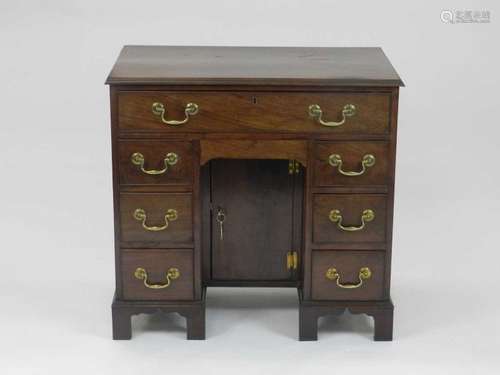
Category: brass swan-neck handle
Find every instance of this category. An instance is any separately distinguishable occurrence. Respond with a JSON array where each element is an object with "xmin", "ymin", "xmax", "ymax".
[
  {"xmin": 152, "ymin": 102, "xmax": 199, "ymax": 126},
  {"xmin": 325, "ymin": 267, "xmax": 372, "ymax": 289},
  {"xmin": 329, "ymin": 209, "xmax": 375, "ymax": 232},
  {"xmin": 308, "ymin": 104, "xmax": 356, "ymax": 127},
  {"xmin": 134, "ymin": 267, "xmax": 180, "ymax": 289},
  {"xmin": 328, "ymin": 154, "xmax": 375, "ymax": 176},
  {"xmin": 133, "ymin": 208, "xmax": 178, "ymax": 232},
  {"xmin": 131, "ymin": 152, "xmax": 179, "ymax": 175}
]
